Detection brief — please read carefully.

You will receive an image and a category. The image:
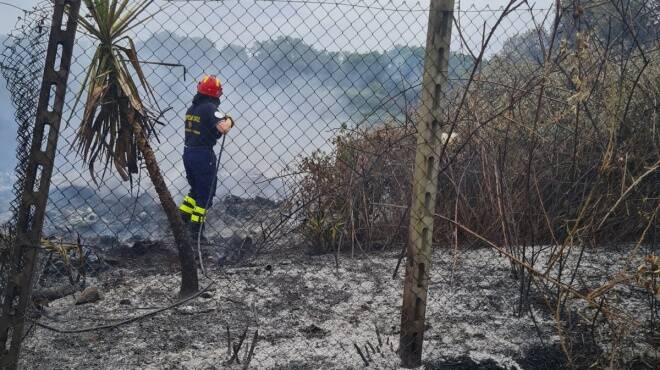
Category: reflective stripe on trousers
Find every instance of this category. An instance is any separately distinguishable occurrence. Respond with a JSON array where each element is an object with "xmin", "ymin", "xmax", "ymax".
[
  {"xmin": 191, "ymin": 205, "xmax": 207, "ymax": 224},
  {"xmin": 179, "ymin": 195, "xmax": 196, "ymax": 216},
  {"xmin": 182, "ymin": 147, "xmax": 217, "ymax": 224}
]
